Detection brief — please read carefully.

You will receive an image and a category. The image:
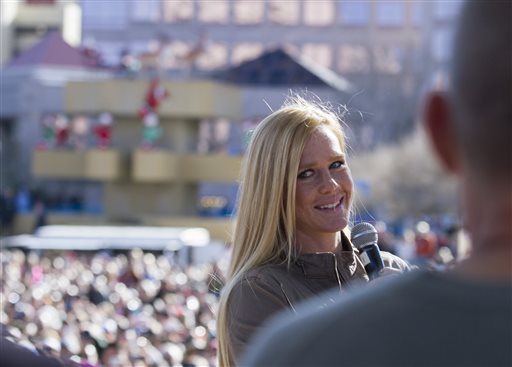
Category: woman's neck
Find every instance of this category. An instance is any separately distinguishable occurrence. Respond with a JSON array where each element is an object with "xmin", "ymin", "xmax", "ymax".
[{"xmin": 295, "ymin": 232, "xmax": 339, "ymax": 254}]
